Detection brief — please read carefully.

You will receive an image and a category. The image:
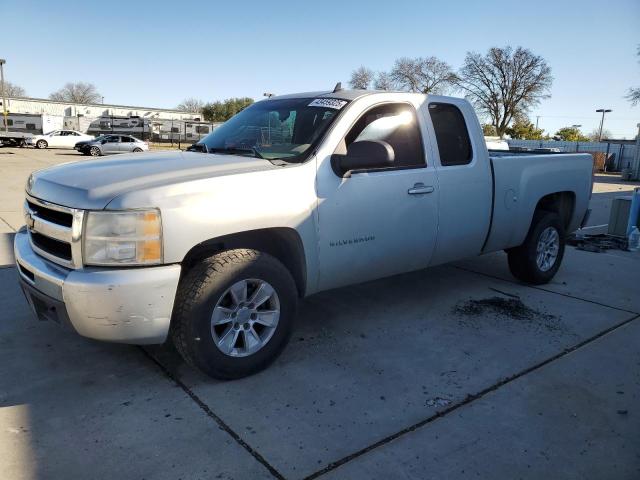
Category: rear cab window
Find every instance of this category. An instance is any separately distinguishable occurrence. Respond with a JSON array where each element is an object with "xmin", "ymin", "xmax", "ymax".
[{"xmin": 428, "ymin": 103, "xmax": 473, "ymax": 166}]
